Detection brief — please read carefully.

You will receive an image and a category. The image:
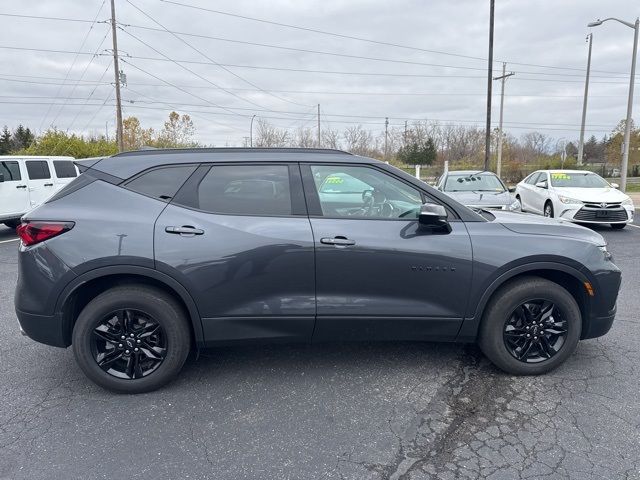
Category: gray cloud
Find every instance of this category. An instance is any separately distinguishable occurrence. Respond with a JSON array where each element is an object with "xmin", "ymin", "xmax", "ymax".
[{"xmin": 1, "ymin": 0, "xmax": 637, "ymax": 146}]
